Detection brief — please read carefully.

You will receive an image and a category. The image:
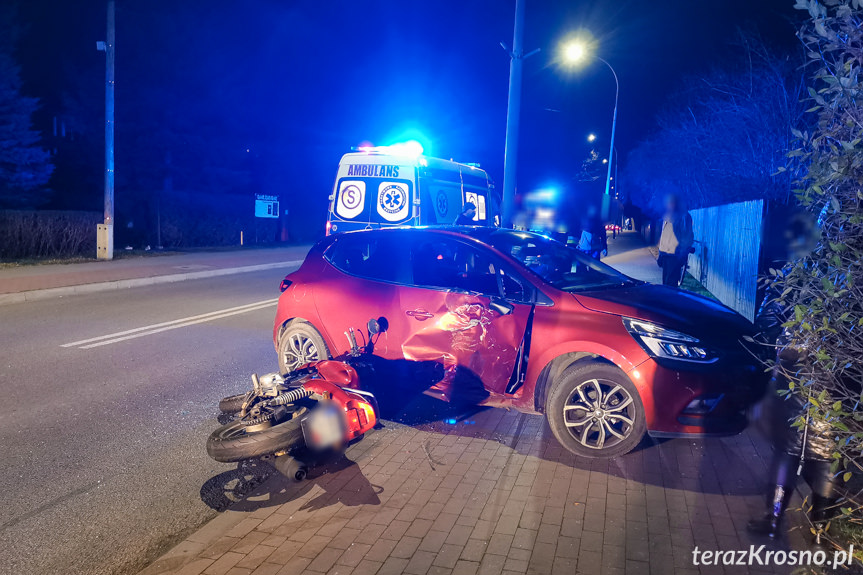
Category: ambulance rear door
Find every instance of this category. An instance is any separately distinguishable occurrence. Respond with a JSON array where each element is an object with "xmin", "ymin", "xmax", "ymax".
[
  {"xmin": 329, "ymin": 154, "xmax": 417, "ymax": 233},
  {"xmin": 418, "ymin": 166, "xmax": 463, "ymax": 225}
]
